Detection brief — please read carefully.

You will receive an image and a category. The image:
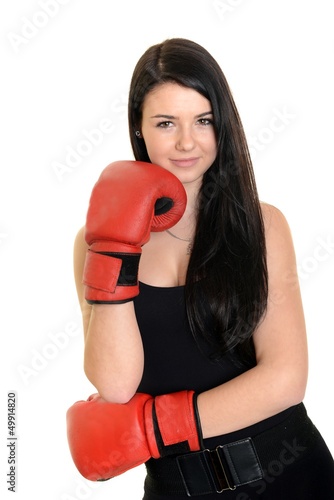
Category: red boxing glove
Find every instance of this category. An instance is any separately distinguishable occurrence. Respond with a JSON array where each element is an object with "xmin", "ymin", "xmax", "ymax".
[
  {"xmin": 83, "ymin": 161, "xmax": 187, "ymax": 304},
  {"xmin": 66, "ymin": 391, "xmax": 203, "ymax": 481}
]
